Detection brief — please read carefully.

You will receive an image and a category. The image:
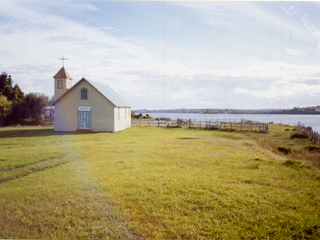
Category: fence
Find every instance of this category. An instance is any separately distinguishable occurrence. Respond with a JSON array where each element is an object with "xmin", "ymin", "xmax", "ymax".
[
  {"xmin": 297, "ymin": 121, "xmax": 319, "ymax": 144},
  {"xmin": 131, "ymin": 118, "xmax": 268, "ymax": 132}
]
